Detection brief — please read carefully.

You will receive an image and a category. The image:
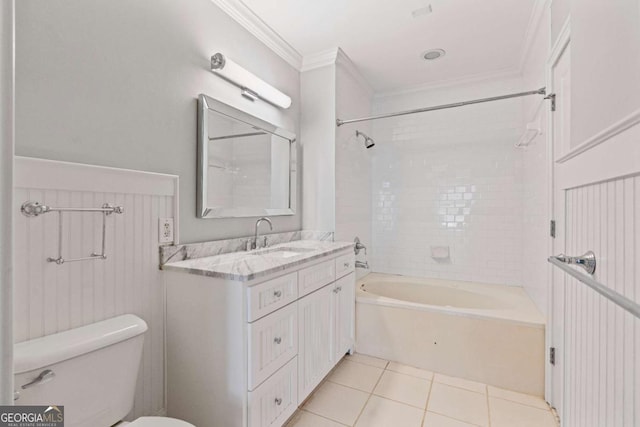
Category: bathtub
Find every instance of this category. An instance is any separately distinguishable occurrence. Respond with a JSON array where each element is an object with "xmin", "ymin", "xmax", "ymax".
[{"xmin": 355, "ymin": 273, "xmax": 545, "ymax": 396}]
